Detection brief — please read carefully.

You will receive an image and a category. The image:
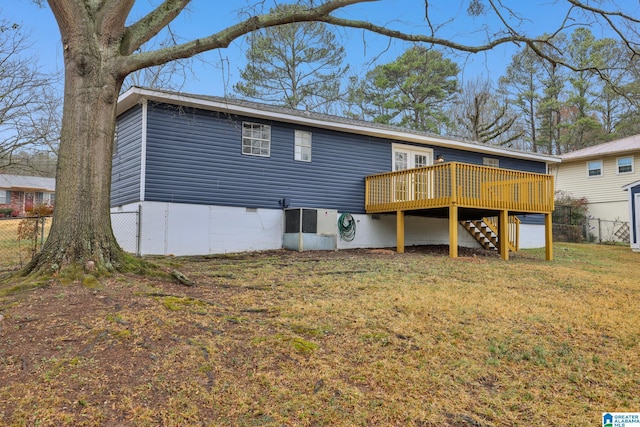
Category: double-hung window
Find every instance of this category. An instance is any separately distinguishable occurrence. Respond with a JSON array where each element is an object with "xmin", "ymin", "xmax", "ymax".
[
  {"xmin": 483, "ymin": 157, "xmax": 500, "ymax": 168},
  {"xmin": 617, "ymin": 156, "xmax": 633, "ymax": 174},
  {"xmin": 4, "ymin": 190, "xmax": 11, "ymax": 204},
  {"xmin": 242, "ymin": 122, "xmax": 271, "ymax": 157},
  {"xmin": 294, "ymin": 130, "xmax": 312, "ymax": 162},
  {"xmin": 587, "ymin": 160, "xmax": 603, "ymax": 177},
  {"xmin": 34, "ymin": 192, "xmax": 54, "ymax": 205}
]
